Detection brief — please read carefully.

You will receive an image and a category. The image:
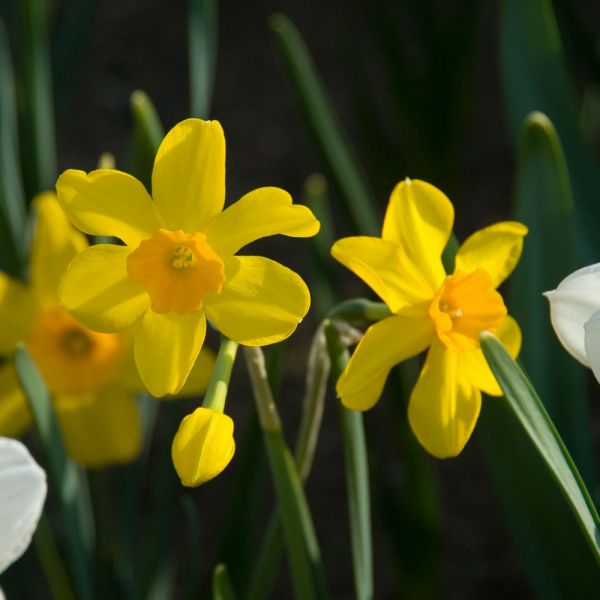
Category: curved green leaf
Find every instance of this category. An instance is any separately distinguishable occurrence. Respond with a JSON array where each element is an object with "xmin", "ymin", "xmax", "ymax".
[
  {"xmin": 510, "ymin": 112, "xmax": 594, "ymax": 484},
  {"xmin": 479, "ymin": 332, "xmax": 600, "ymax": 596}
]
